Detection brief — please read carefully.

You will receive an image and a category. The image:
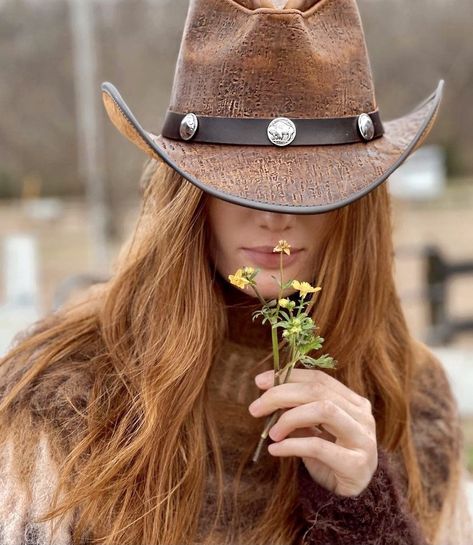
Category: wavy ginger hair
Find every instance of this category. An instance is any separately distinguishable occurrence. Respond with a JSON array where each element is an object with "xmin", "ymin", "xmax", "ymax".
[{"xmin": 0, "ymin": 158, "xmax": 438, "ymax": 544}]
